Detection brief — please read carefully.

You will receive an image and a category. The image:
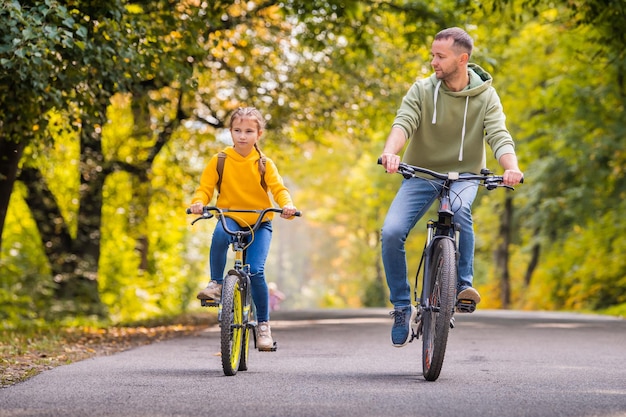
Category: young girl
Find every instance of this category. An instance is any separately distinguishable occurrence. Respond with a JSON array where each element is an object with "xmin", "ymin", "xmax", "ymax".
[{"xmin": 189, "ymin": 107, "xmax": 297, "ymax": 351}]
